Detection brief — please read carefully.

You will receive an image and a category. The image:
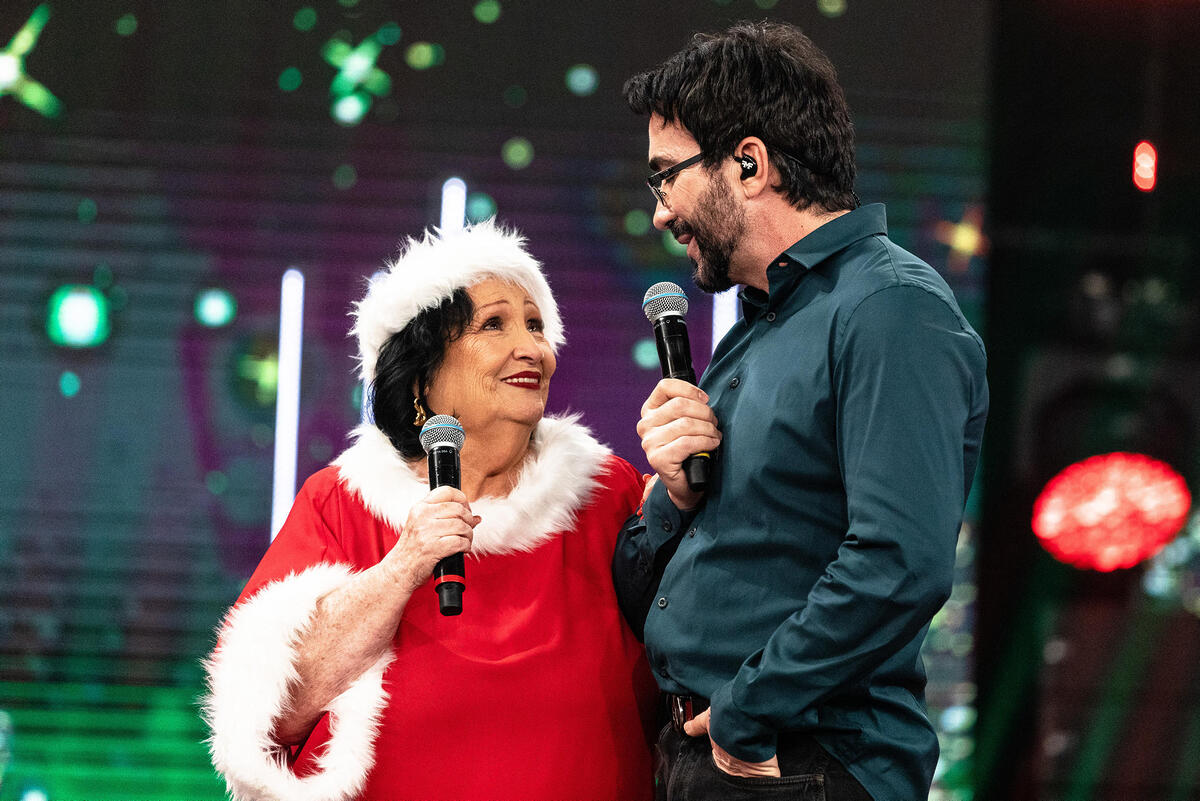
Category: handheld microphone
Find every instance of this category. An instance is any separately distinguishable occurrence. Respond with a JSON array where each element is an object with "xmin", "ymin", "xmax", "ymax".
[
  {"xmin": 642, "ymin": 281, "xmax": 710, "ymax": 493},
  {"xmin": 419, "ymin": 414, "xmax": 466, "ymax": 616}
]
